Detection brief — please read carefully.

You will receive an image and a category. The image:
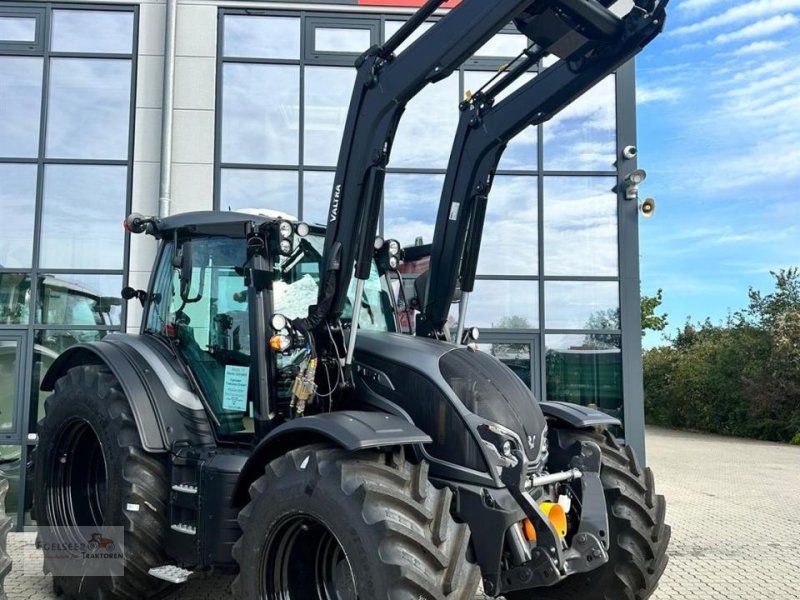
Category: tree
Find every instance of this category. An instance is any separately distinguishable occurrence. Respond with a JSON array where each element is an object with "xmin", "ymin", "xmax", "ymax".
[
  {"xmin": 641, "ymin": 289, "xmax": 668, "ymax": 336},
  {"xmin": 491, "ymin": 315, "xmax": 533, "ymax": 355}
]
